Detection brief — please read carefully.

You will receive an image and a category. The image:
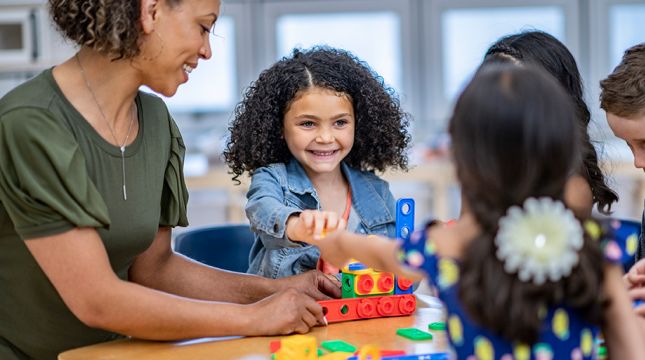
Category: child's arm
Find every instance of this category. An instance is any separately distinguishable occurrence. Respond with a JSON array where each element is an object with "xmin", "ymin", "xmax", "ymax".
[
  {"xmin": 246, "ymin": 168, "xmax": 346, "ymax": 246},
  {"xmin": 307, "ymin": 230, "xmax": 424, "ymax": 281},
  {"xmin": 286, "ymin": 210, "xmax": 346, "ymax": 243},
  {"xmin": 601, "ymin": 263, "xmax": 645, "ymax": 358}
]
